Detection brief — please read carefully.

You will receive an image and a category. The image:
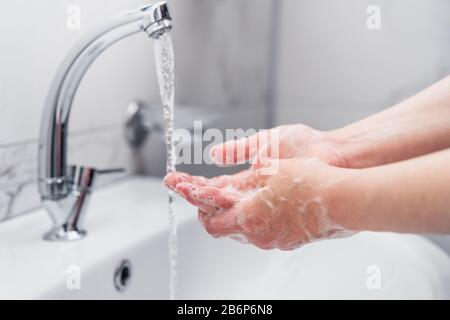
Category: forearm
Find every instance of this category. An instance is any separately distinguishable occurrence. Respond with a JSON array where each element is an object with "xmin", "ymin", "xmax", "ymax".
[
  {"xmin": 331, "ymin": 149, "xmax": 450, "ymax": 234},
  {"xmin": 329, "ymin": 76, "xmax": 450, "ymax": 168}
]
